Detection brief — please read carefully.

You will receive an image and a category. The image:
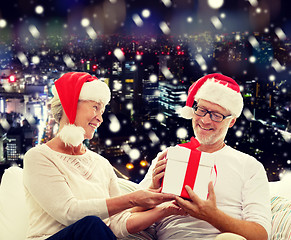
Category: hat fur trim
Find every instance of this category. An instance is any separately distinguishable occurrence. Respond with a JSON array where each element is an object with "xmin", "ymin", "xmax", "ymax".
[
  {"xmin": 195, "ymin": 79, "xmax": 243, "ymax": 117},
  {"xmin": 57, "ymin": 124, "xmax": 85, "ymax": 147},
  {"xmin": 52, "ymin": 80, "xmax": 111, "ymax": 106},
  {"xmin": 79, "ymin": 80, "xmax": 111, "ymax": 105}
]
